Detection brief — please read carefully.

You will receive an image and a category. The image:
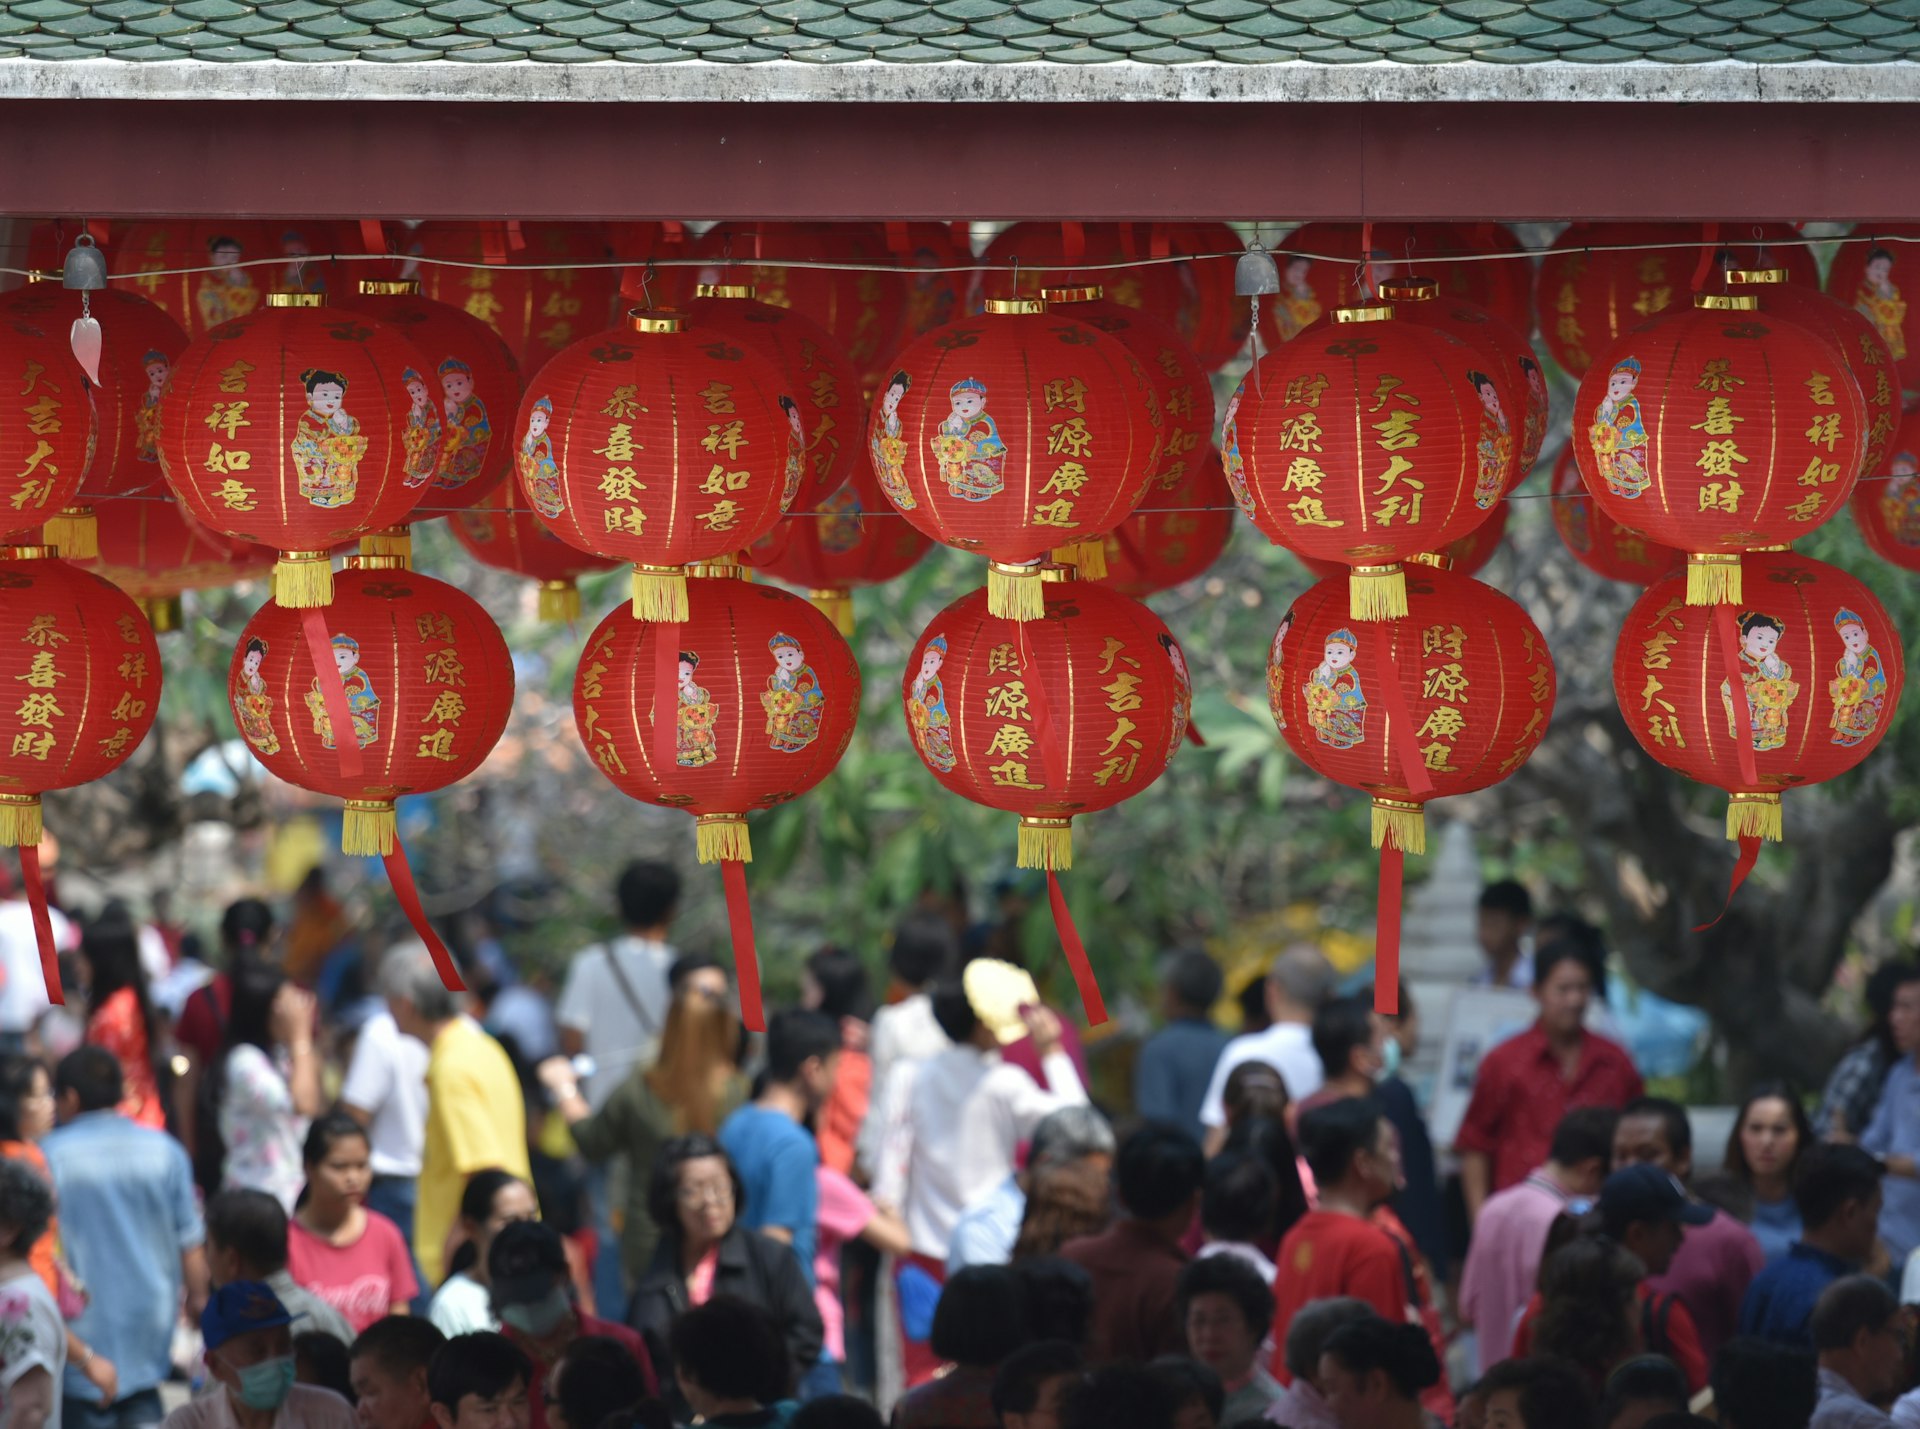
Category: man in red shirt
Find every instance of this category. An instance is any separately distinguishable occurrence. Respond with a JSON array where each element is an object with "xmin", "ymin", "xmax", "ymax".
[{"xmin": 1455, "ymin": 929, "xmax": 1643, "ymax": 1222}]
